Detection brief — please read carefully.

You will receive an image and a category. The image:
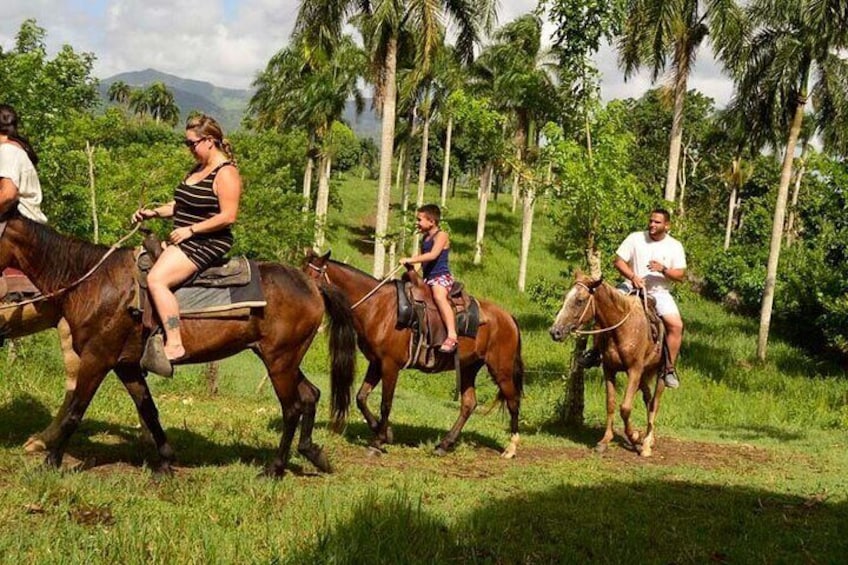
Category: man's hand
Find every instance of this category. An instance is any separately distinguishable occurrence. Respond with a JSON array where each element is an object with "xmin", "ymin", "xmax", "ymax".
[
  {"xmin": 631, "ymin": 275, "xmax": 646, "ymax": 289},
  {"xmin": 647, "ymin": 260, "xmax": 666, "ymax": 274}
]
